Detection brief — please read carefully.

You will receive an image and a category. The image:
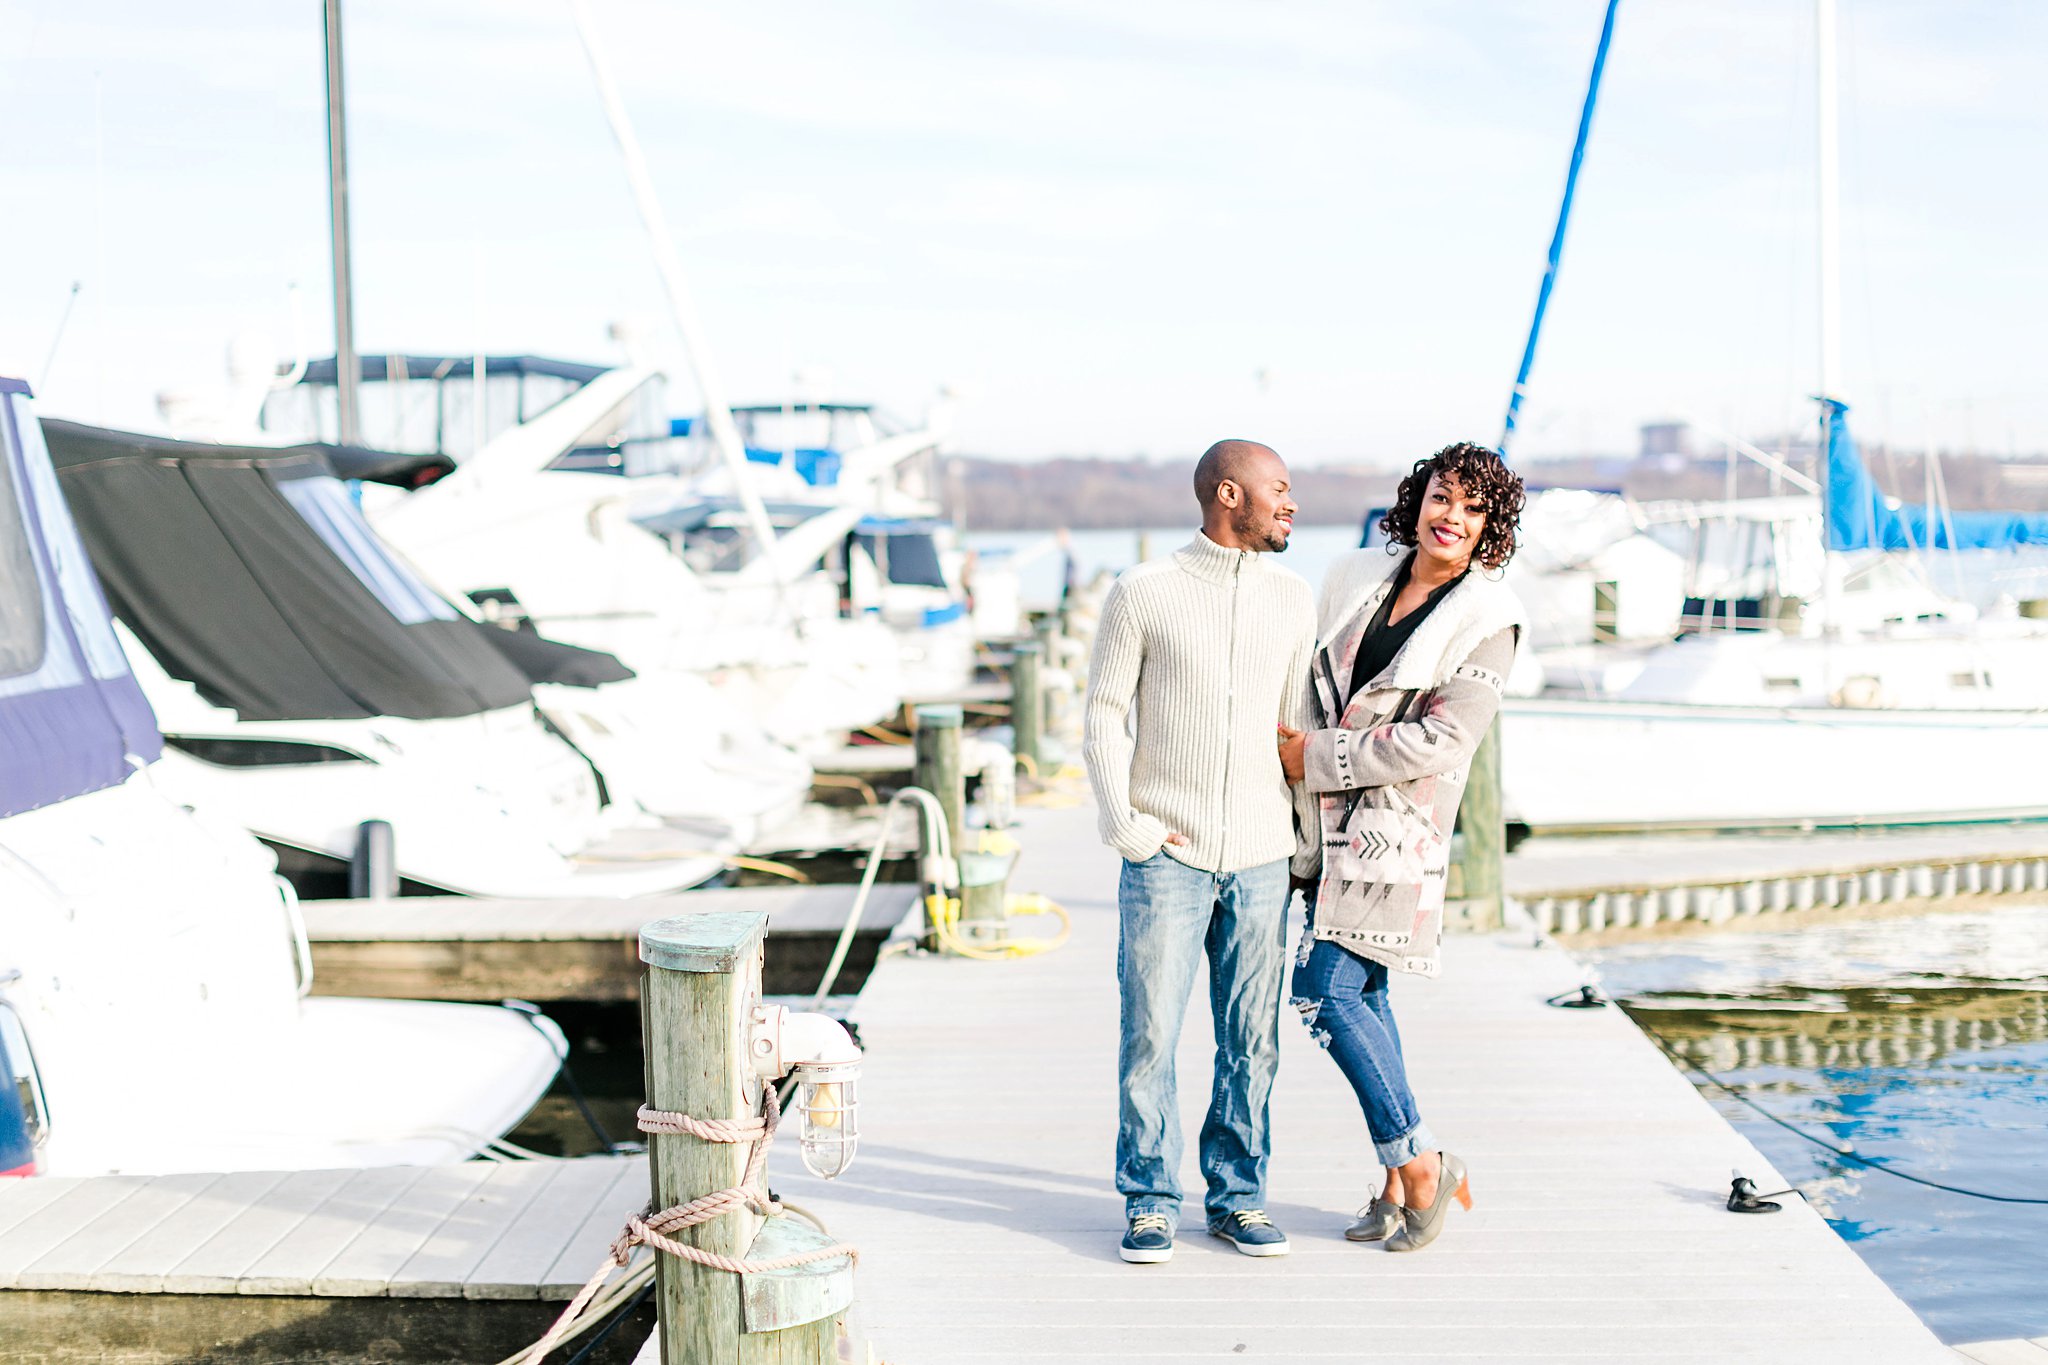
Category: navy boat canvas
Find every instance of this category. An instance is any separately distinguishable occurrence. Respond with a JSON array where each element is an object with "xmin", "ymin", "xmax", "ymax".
[{"xmin": 0, "ymin": 376, "xmax": 161, "ymax": 818}]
